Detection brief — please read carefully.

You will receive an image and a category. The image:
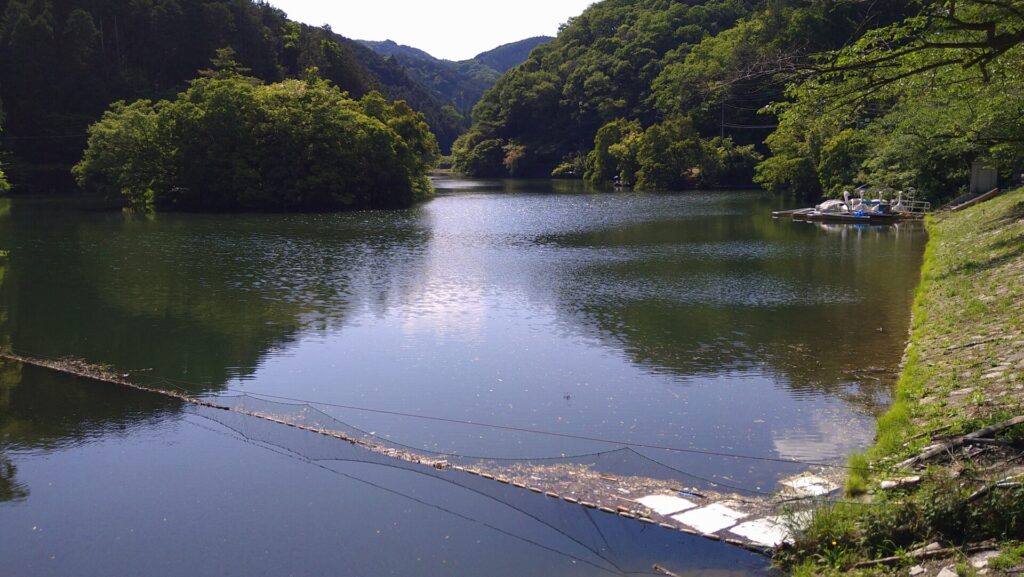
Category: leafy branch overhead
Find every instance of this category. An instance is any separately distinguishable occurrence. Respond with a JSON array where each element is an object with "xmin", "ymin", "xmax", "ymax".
[
  {"xmin": 808, "ymin": 0, "xmax": 1024, "ymax": 102},
  {"xmin": 760, "ymin": 0, "xmax": 1024, "ymax": 199}
]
